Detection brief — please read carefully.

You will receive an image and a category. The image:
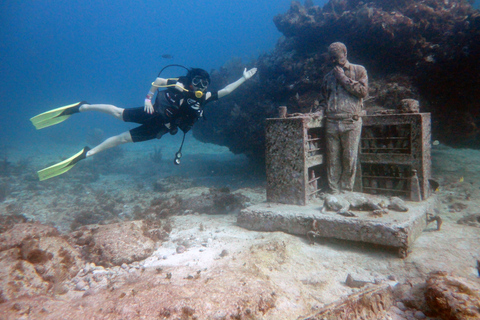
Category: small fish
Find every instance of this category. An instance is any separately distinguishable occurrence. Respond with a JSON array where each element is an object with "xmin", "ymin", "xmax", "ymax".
[
  {"xmin": 459, "ymin": 177, "xmax": 464, "ymax": 183},
  {"xmin": 161, "ymin": 54, "xmax": 174, "ymax": 59},
  {"xmin": 432, "ymin": 140, "xmax": 440, "ymax": 146}
]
